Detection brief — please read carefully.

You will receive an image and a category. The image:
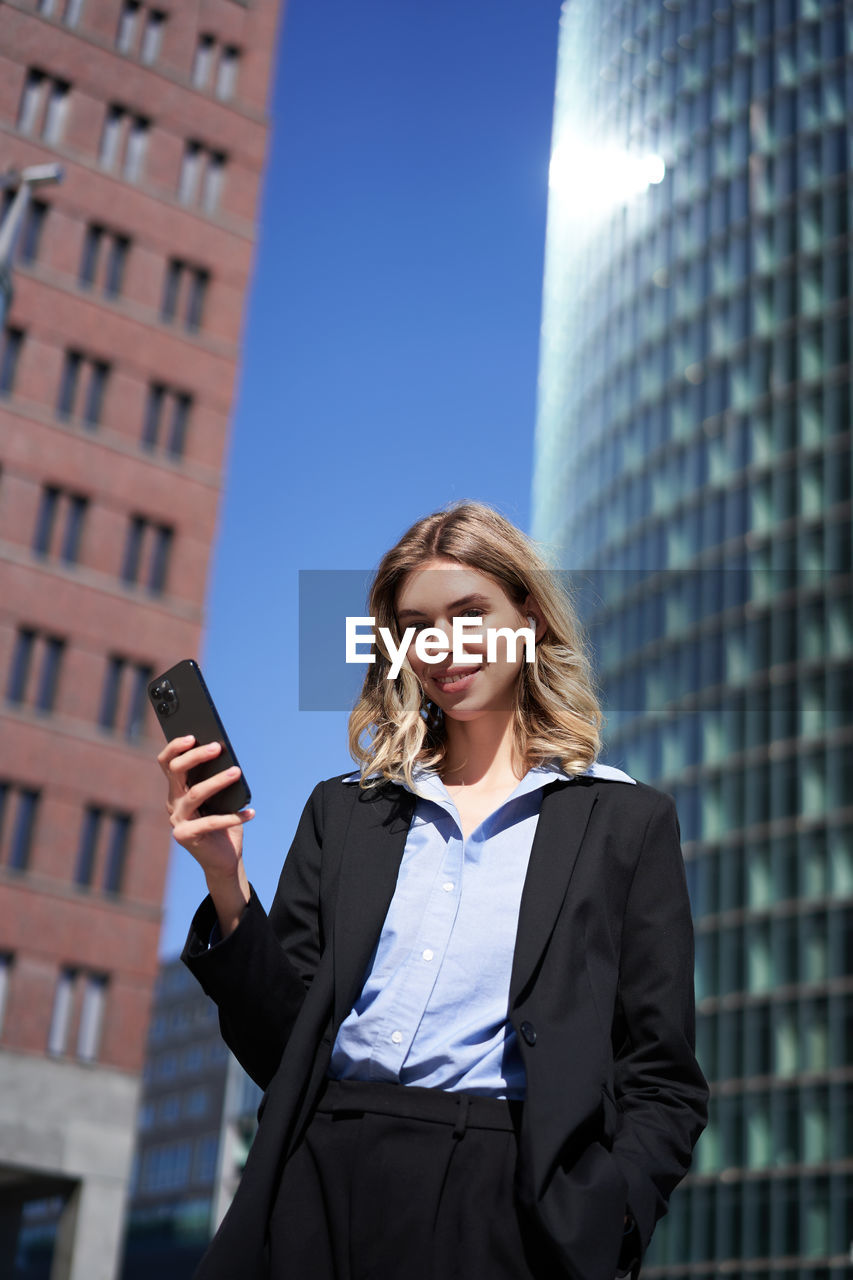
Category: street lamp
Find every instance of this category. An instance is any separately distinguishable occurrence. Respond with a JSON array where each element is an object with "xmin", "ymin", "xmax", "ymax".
[{"xmin": 0, "ymin": 162, "xmax": 64, "ymax": 329}]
